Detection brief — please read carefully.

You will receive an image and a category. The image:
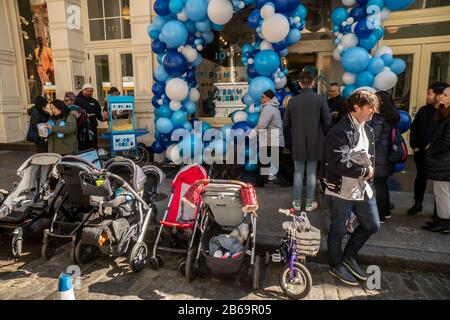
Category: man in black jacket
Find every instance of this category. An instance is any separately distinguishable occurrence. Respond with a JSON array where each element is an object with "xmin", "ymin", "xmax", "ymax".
[
  {"xmin": 27, "ymin": 95, "xmax": 50, "ymax": 153},
  {"xmin": 408, "ymin": 82, "xmax": 448, "ymax": 215},
  {"xmin": 328, "ymin": 83, "xmax": 346, "ymax": 126},
  {"xmin": 74, "ymin": 83, "xmax": 104, "ymax": 150},
  {"xmin": 324, "ymin": 90, "xmax": 380, "ymax": 286}
]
